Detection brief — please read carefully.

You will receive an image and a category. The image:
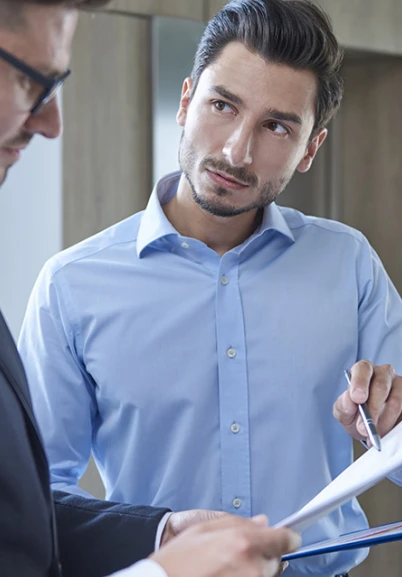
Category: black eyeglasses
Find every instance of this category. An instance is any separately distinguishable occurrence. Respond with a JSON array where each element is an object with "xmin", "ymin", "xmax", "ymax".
[{"xmin": 0, "ymin": 47, "xmax": 71, "ymax": 114}]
